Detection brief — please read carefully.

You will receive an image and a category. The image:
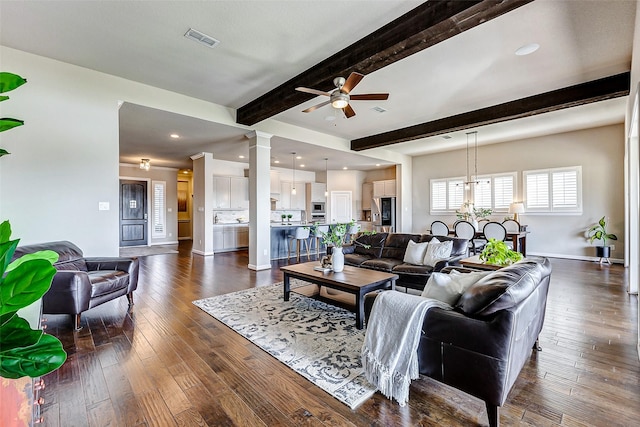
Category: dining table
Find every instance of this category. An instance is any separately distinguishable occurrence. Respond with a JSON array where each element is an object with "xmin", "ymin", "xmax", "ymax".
[{"xmin": 445, "ymin": 227, "xmax": 530, "ymax": 256}]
